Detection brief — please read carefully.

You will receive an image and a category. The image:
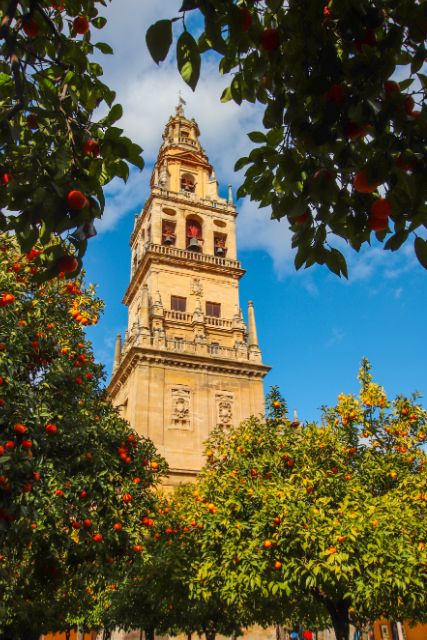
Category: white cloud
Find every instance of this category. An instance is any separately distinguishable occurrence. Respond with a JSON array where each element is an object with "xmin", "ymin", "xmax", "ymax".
[{"xmin": 236, "ymin": 198, "xmax": 294, "ymax": 277}]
